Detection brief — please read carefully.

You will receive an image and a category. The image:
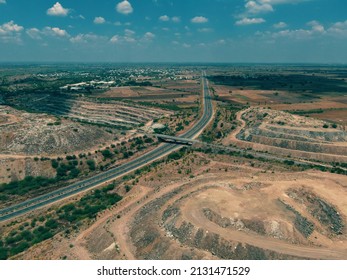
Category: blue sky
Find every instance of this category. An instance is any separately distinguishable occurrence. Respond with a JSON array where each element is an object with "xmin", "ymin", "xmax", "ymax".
[{"xmin": 0, "ymin": 0, "xmax": 346, "ymax": 63}]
